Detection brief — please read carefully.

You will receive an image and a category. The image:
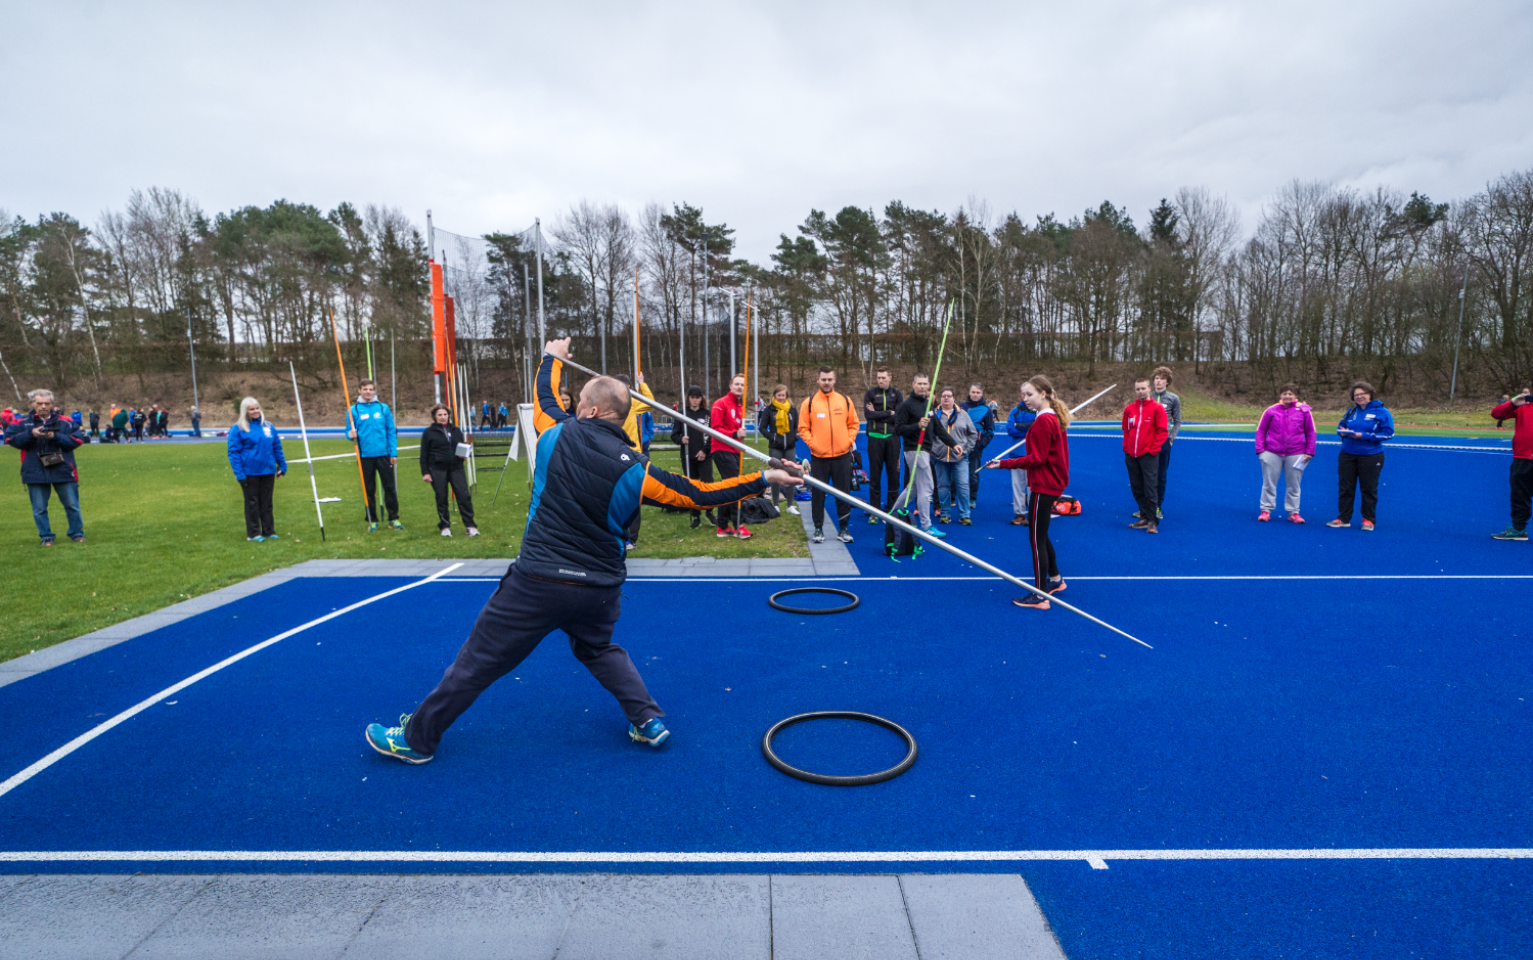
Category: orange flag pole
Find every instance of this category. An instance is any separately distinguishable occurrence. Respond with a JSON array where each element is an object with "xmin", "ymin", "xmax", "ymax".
[
  {"xmin": 329, "ymin": 307, "xmax": 371, "ymax": 523},
  {"xmin": 634, "ymin": 264, "xmax": 641, "ymax": 383}
]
